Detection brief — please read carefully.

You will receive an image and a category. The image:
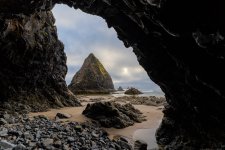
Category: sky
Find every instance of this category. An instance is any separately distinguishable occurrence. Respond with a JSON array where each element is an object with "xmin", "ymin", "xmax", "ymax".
[{"xmin": 52, "ymin": 4, "xmax": 162, "ymax": 92}]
